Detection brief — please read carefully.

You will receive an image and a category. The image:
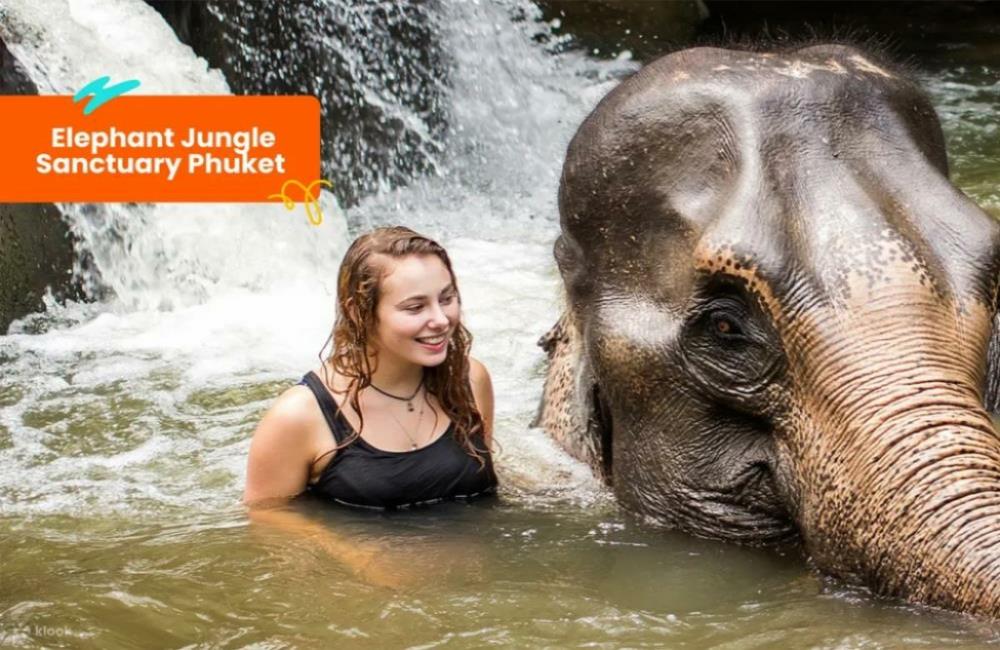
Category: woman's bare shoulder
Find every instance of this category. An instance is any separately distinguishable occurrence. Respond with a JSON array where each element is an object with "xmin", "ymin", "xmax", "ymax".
[
  {"xmin": 468, "ymin": 357, "xmax": 491, "ymax": 387},
  {"xmin": 467, "ymin": 357, "xmax": 494, "ymax": 426},
  {"xmin": 254, "ymin": 384, "xmax": 325, "ymax": 445},
  {"xmin": 244, "ymin": 384, "xmax": 327, "ymax": 506}
]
